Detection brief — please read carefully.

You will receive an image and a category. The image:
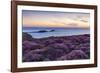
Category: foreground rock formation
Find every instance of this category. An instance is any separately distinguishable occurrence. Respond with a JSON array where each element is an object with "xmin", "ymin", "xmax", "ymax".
[{"xmin": 22, "ymin": 32, "xmax": 90, "ymax": 62}]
